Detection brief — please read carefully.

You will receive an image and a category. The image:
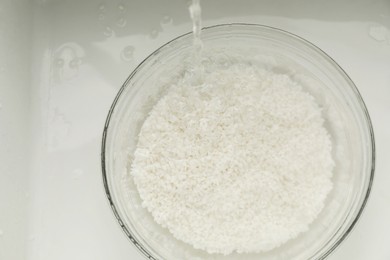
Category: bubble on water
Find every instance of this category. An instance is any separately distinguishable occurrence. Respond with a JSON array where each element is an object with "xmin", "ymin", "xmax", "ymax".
[
  {"xmin": 118, "ymin": 3, "xmax": 126, "ymax": 13},
  {"xmin": 161, "ymin": 15, "xmax": 173, "ymax": 25},
  {"xmin": 103, "ymin": 26, "xmax": 113, "ymax": 37},
  {"xmin": 116, "ymin": 17, "xmax": 127, "ymax": 28},
  {"xmin": 149, "ymin": 29, "xmax": 159, "ymax": 39},
  {"xmin": 121, "ymin": 46, "xmax": 134, "ymax": 62},
  {"xmin": 55, "ymin": 58, "xmax": 64, "ymax": 68}
]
